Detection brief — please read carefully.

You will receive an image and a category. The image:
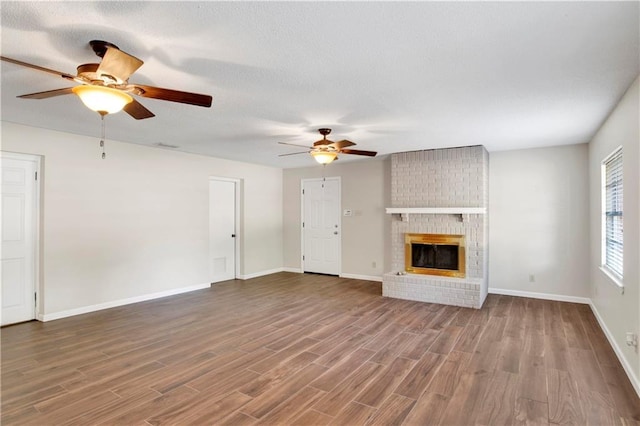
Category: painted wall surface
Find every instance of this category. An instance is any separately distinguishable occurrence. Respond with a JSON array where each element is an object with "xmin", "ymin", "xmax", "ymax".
[
  {"xmin": 589, "ymin": 76, "xmax": 640, "ymax": 383},
  {"xmin": 283, "ymin": 158, "xmax": 390, "ymax": 278},
  {"xmin": 1, "ymin": 122, "xmax": 283, "ymax": 316},
  {"xmin": 489, "ymin": 144, "xmax": 590, "ymax": 298}
]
